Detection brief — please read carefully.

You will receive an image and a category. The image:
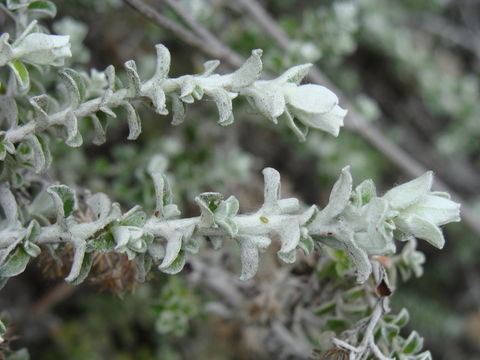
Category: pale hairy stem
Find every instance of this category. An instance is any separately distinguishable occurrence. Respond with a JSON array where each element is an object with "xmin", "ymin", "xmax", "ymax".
[
  {"xmin": 37, "ymin": 212, "xmax": 332, "ymax": 245},
  {"xmin": 4, "ymin": 62, "xmax": 250, "ymax": 144}
]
